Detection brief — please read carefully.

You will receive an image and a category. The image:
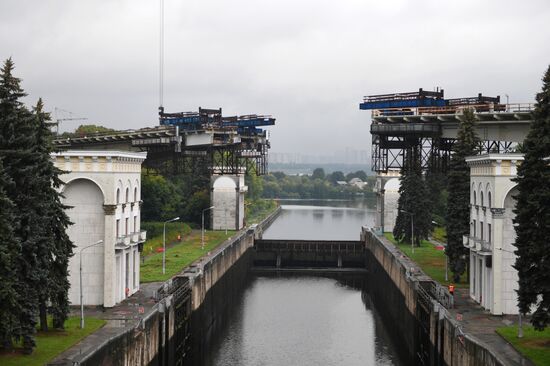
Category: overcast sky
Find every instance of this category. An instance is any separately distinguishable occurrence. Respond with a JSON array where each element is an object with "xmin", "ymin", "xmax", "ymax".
[{"xmin": 1, "ymin": 0, "xmax": 549, "ymax": 156}]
